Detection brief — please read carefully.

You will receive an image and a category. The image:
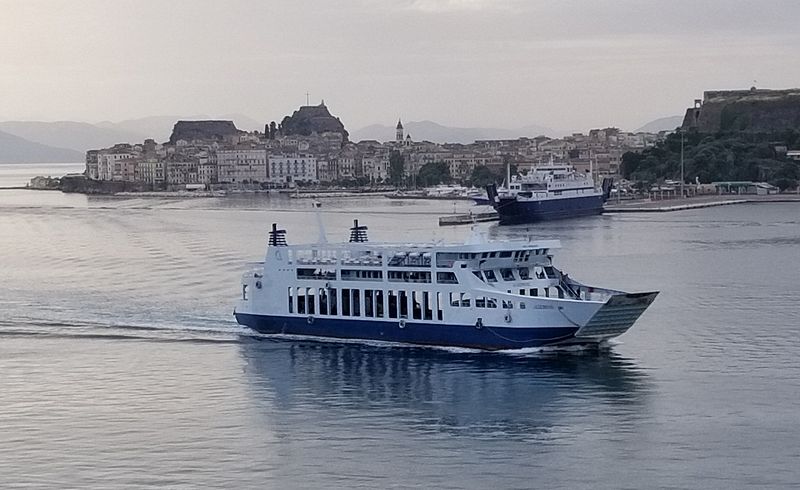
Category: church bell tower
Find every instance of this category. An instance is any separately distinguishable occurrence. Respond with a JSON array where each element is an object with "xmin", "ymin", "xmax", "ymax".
[{"xmin": 396, "ymin": 119, "xmax": 404, "ymax": 143}]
